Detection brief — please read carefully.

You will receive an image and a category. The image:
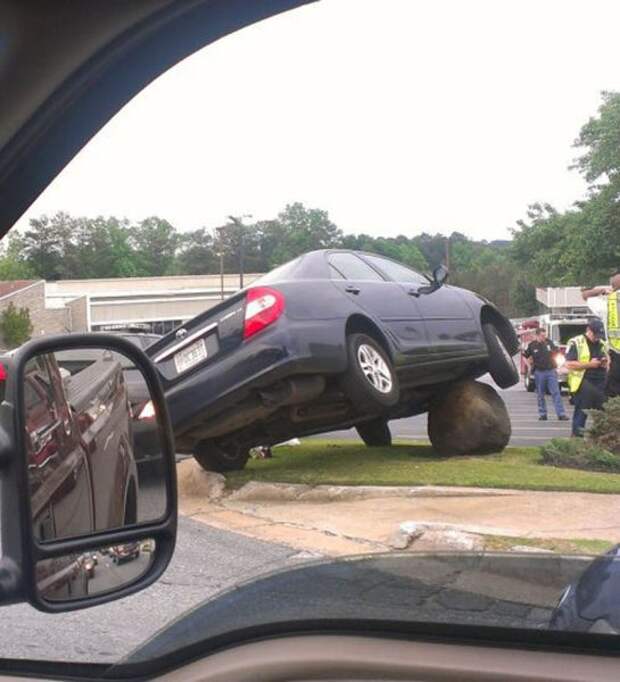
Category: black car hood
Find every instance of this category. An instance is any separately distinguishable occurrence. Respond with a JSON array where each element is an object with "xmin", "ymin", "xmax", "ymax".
[{"xmin": 123, "ymin": 551, "xmax": 593, "ymax": 667}]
